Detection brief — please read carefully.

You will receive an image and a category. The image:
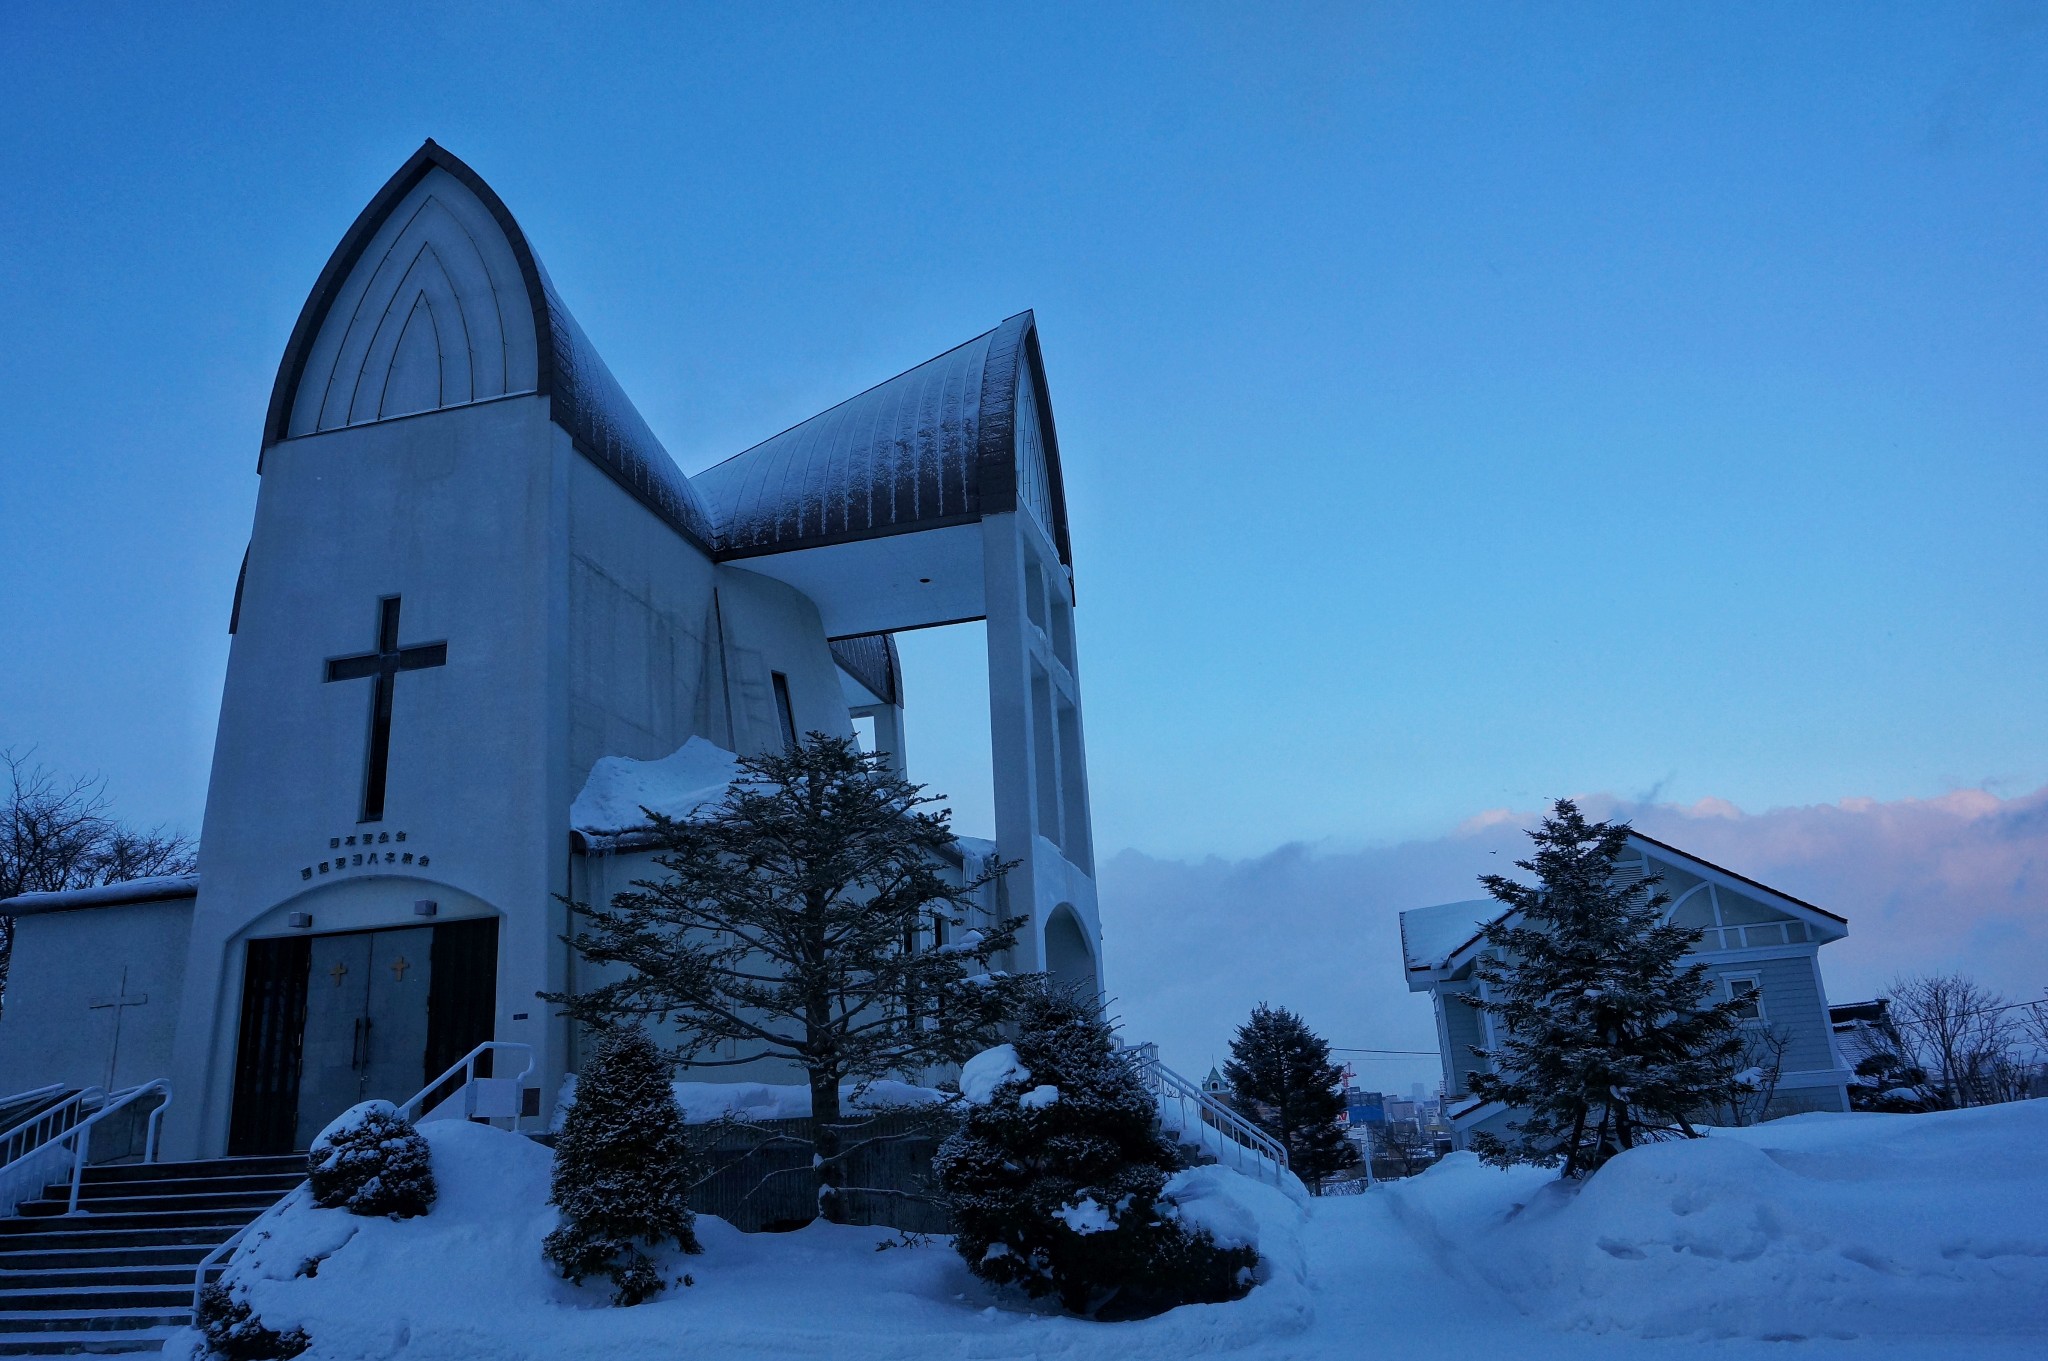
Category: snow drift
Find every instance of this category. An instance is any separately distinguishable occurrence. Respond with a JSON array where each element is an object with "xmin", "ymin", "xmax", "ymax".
[
  {"xmin": 165, "ymin": 1119, "xmax": 1308, "ymax": 1361},
  {"xmin": 1384, "ymin": 1099, "xmax": 2048, "ymax": 1344}
]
